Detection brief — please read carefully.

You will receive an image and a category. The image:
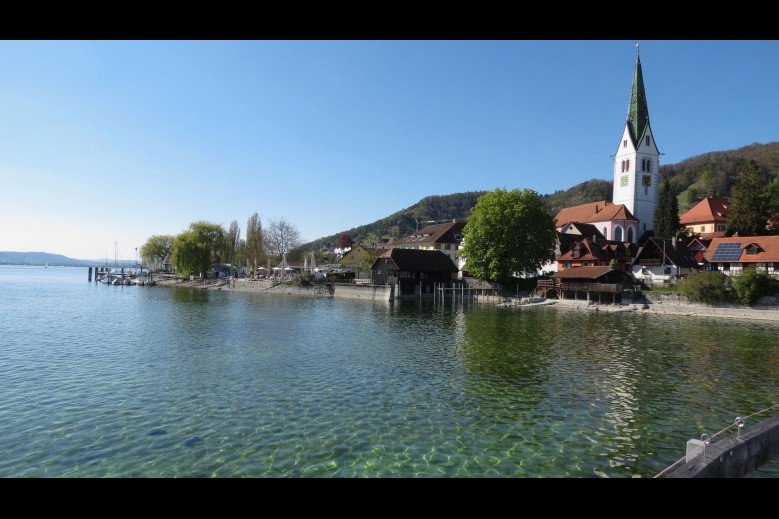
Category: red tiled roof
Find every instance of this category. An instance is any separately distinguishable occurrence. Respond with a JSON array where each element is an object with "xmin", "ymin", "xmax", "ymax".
[
  {"xmin": 550, "ymin": 266, "xmax": 615, "ymax": 280},
  {"xmin": 554, "ymin": 201, "xmax": 611, "ymax": 227},
  {"xmin": 388, "ymin": 221, "xmax": 465, "ymax": 247},
  {"xmin": 680, "ymin": 197, "xmax": 729, "ymax": 225},
  {"xmin": 554, "ymin": 201, "xmax": 636, "ymax": 228},
  {"xmin": 702, "ymin": 235, "xmax": 779, "ymax": 263}
]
